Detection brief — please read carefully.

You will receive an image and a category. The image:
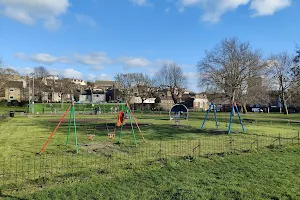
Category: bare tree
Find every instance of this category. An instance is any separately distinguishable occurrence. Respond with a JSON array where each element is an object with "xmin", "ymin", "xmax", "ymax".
[
  {"xmin": 31, "ymin": 67, "xmax": 49, "ymax": 102},
  {"xmin": 154, "ymin": 62, "xmax": 187, "ymax": 104},
  {"xmin": 293, "ymin": 44, "xmax": 300, "ymax": 83},
  {"xmin": 269, "ymin": 52, "xmax": 296, "ymax": 115},
  {"xmin": 115, "ymin": 73, "xmax": 154, "ymax": 102},
  {"xmin": 238, "ymin": 76, "xmax": 270, "ymax": 113},
  {"xmin": 33, "ymin": 66, "xmax": 49, "ymax": 78},
  {"xmin": 197, "ymin": 38, "xmax": 265, "ymax": 107},
  {"xmin": 115, "ymin": 73, "xmax": 135, "ymax": 102},
  {"xmin": 56, "ymin": 78, "xmax": 76, "ymax": 107},
  {"xmin": 0, "ymin": 67, "xmax": 19, "ymax": 90}
]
